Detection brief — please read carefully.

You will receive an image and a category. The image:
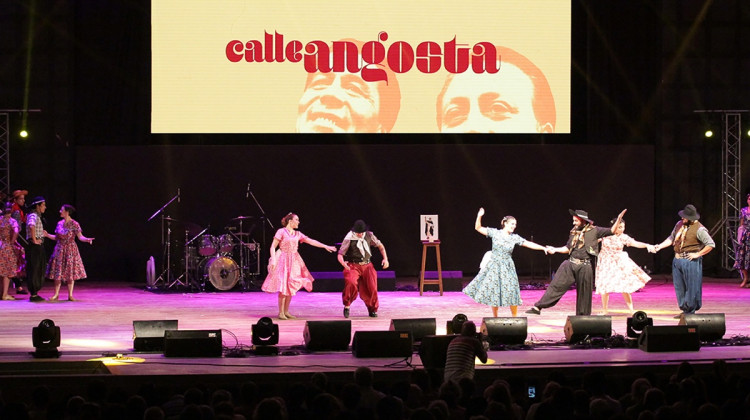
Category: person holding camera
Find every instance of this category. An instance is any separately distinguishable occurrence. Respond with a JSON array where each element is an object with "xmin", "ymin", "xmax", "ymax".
[{"xmin": 443, "ymin": 321, "xmax": 488, "ymax": 383}]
